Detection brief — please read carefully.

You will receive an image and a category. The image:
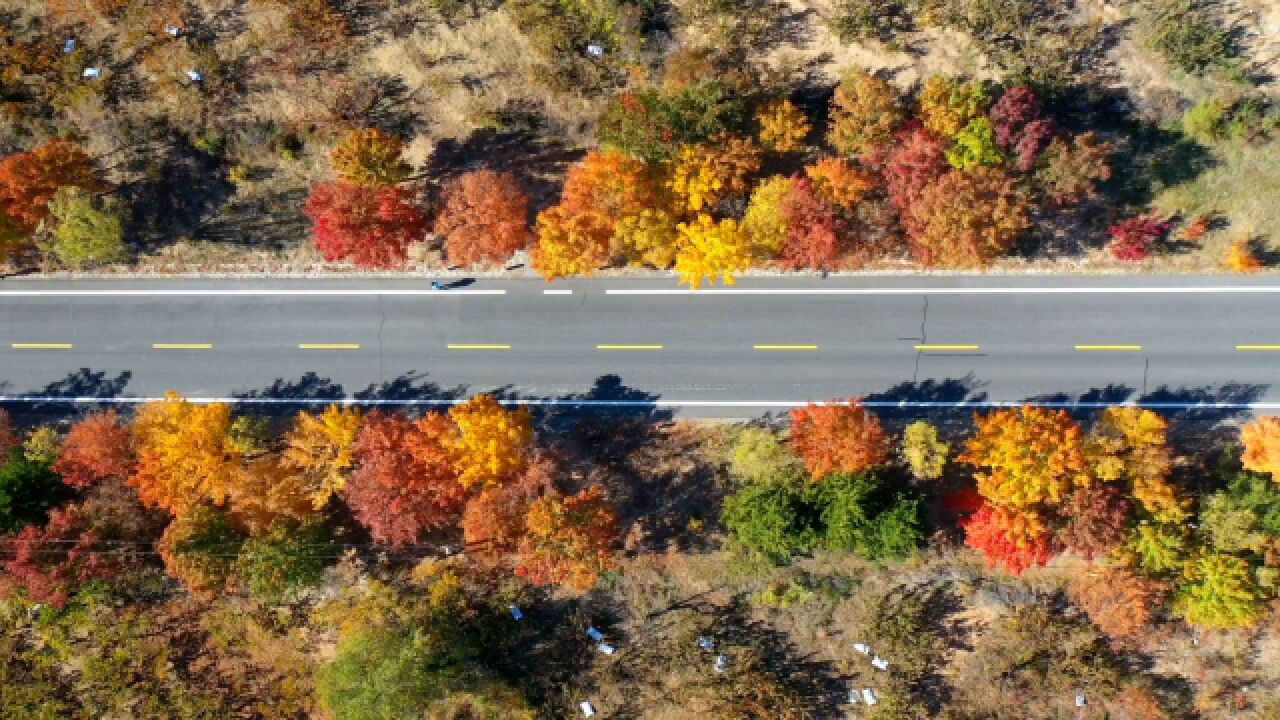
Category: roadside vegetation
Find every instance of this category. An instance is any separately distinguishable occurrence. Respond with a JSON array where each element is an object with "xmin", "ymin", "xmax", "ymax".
[
  {"xmin": 1, "ymin": 392, "xmax": 1280, "ymax": 716},
  {"xmin": 0, "ymin": 0, "xmax": 1275, "ymax": 279}
]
